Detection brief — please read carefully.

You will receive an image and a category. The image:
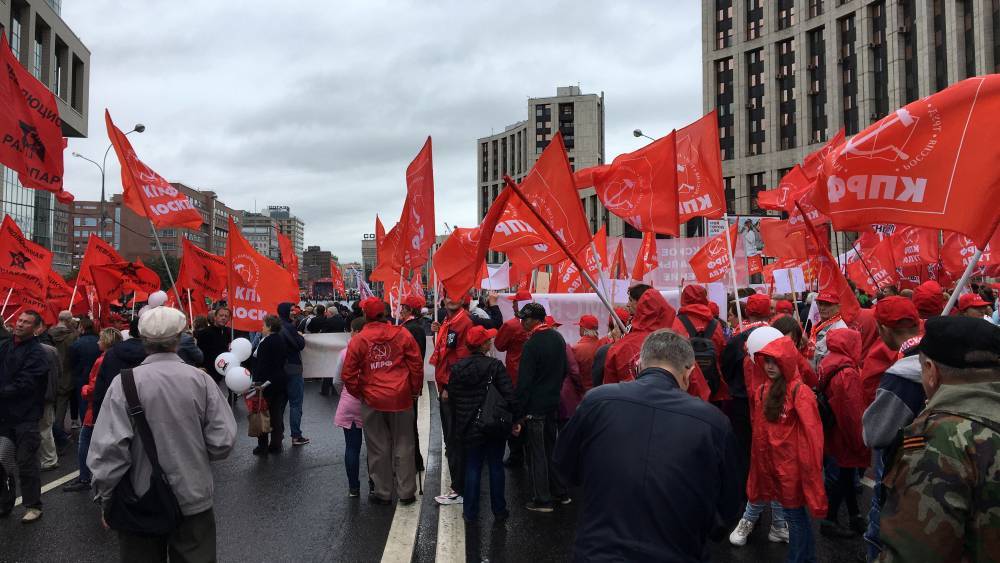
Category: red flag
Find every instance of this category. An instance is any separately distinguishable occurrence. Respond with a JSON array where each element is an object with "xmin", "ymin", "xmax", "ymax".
[
  {"xmin": 105, "ymin": 110, "xmax": 203, "ymax": 230},
  {"xmin": 276, "ymin": 229, "xmax": 300, "ymax": 286},
  {"xmin": 889, "ymin": 226, "xmax": 940, "ymax": 268},
  {"xmin": 676, "ymin": 110, "xmax": 726, "ymax": 222},
  {"xmin": 410, "ymin": 272, "xmax": 423, "ymax": 297},
  {"xmin": 689, "ymin": 224, "xmax": 738, "ymax": 283},
  {"xmin": 394, "ymin": 137, "xmax": 435, "ymax": 270},
  {"xmin": 45, "ymin": 271, "xmax": 83, "ymax": 319},
  {"xmin": 940, "ymin": 230, "xmax": 1000, "ymax": 276},
  {"xmin": 815, "ymin": 76, "xmax": 1000, "ymax": 249},
  {"xmin": 434, "ymin": 188, "xmax": 513, "ymax": 299},
  {"xmin": 747, "ymin": 255, "xmax": 763, "ymax": 276},
  {"xmin": 760, "ymin": 219, "xmax": 808, "ymax": 259},
  {"xmin": 591, "ymin": 131, "xmax": 680, "ymax": 235},
  {"xmin": 609, "ymin": 238, "xmax": 628, "ymax": 279},
  {"xmin": 177, "ymin": 238, "xmax": 227, "ymax": 300},
  {"xmin": 756, "ymin": 165, "xmax": 830, "ymax": 231},
  {"xmin": 0, "ymin": 33, "xmax": 67, "ymax": 198},
  {"xmin": 550, "ymin": 226, "xmax": 608, "ymax": 293},
  {"xmin": 797, "ymin": 203, "xmax": 860, "ymax": 323},
  {"xmin": 573, "ymin": 164, "xmax": 611, "ymax": 189},
  {"xmin": 78, "ymin": 235, "xmax": 124, "ymax": 286},
  {"xmin": 801, "ymin": 128, "xmax": 846, "ymax": 180},
  {"xmin": 91, "ymin": 261, "xmax": 161, "ymax": 304},
  {"xmin": 0, "ymin": 216, "xmax": 52, "ymax": 299},
  {"xmin": 371, "ymin": 218, "xmax": 404, "ymax": 283},
  {"xmin": 175, "ymin": 286, "xmax": 209, "ymax": 319},
  {"xmin": 330, "ymin": 260, "xmax": 346, "ymax": 295},
  {"xmin": 226, "ymin": 217, "xmax": 298, "ymax": 332},
  {"xmin": 631, "ymin": 231, "xmax": 659, "ymax": 281},
  {"xmin": 491, "ymin": 133, "xmax": 591, "ymax": 270}
]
